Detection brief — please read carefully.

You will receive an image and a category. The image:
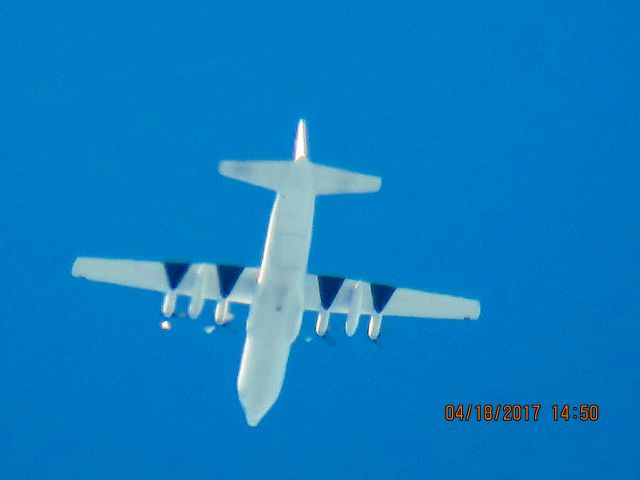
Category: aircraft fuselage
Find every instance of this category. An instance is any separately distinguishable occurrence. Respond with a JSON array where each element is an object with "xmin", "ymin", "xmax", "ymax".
[{"xmin": 236, "ymin": 158, "xmax": 315, "ymax": 426}]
